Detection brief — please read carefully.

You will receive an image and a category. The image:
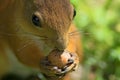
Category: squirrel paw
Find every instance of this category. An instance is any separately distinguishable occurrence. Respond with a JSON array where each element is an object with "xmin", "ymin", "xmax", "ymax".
[{"xmin": 40, "ymin": 50, "xmax": 79, "ymax": 78}]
